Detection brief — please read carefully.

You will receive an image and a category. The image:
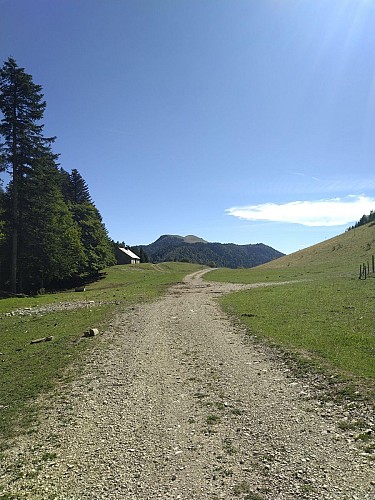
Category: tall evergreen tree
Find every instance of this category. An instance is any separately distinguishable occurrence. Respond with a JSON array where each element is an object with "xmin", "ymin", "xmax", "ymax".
[
  {"xmin": 0, "ymin": 181, "xmax": 4, "ymax": 242},
  {"xmin": 70, "ymin": 202, "xmax": 115, "ymax": 275},
  {"xmin": 18, "ymin": 160, "xmax": 86, "ymax": 292},
  {"xmin": 139, "ymin": 247, "xmax": 149, "ymax": 263},
  {"xmin": 0, "ymin": 57, "xmax": 57, "ymax": 292},
  {"xmin": 68, "ymin": 168, "xmax": 92, "ymax": 204},
  {"xmin": 64, "ymin": 168, "xmax": 115, "ymax": 274},
  {"xmin": 0, "ymin": 182, "xmax": 5, "ymax": 286},
  {"xmin": 59, "ymin": 167, "xmax": 72, "ymax": 202},
  {"xmin": 0, "ymin": 59, "xmax": 115, "ymax": 292}
]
